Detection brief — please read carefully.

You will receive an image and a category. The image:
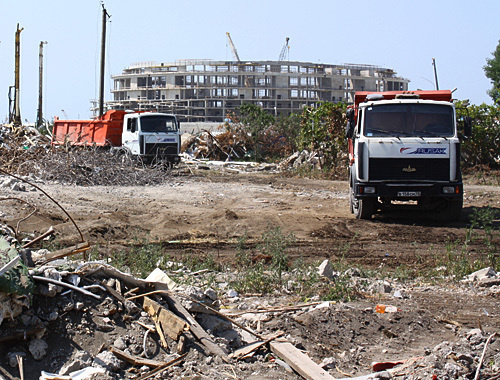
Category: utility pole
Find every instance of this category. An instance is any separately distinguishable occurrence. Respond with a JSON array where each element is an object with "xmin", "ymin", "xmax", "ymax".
[
  {"xmin": 99, "ymin": 4, "xmax": 111, "ymax": 118},
  {"xmin": 432, "ymin": 58, "xmax": 439, "ymax": 91},
  {"xmin": 10, "ymin": 24, "xmax": 23, "ymax": 126},
  {"xmin": 37, "ymin": 41, "xmax": 48, "ymax": 128}
]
